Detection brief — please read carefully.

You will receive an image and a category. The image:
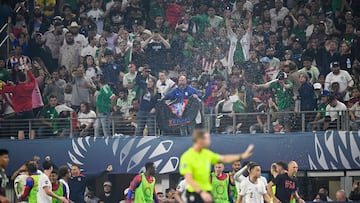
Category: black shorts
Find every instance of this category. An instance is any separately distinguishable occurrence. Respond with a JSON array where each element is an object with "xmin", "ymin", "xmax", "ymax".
[
  {"xmin": 15, "ymin": 110, "xmax": 34, "ymax": 131},
  {"xmin": 186, "ymin": 191, "xmax": 213, "ymax": 203}
]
